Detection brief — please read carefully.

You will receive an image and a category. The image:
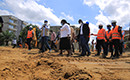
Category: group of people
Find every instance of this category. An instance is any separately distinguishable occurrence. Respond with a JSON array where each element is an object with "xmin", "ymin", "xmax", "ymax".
[
  {"xmin": 91, "ymin": 20, "xmax": 124, "ymax": 59},
  {"xmin": 26, "ymin": 19, "xmax": 125, "ymax": 59}
]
